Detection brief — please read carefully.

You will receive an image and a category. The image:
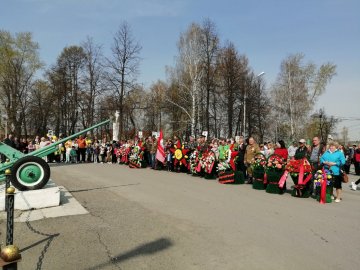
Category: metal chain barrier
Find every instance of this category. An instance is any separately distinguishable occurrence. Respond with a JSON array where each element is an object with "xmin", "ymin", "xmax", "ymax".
[
  {"xmin": 5, "ymin": 193, "xmax": 14, "ymax": 245},
  {"xmin": 1, "ymin": 172, "xmax": 20, "ymax": 270},
  {"xmin": 18, "ymin": 191, "xmax": 59, "ymax": 270},
  {"xmin": 5, "ymin": 174, "xmax": 10, "ymax": 212}
]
